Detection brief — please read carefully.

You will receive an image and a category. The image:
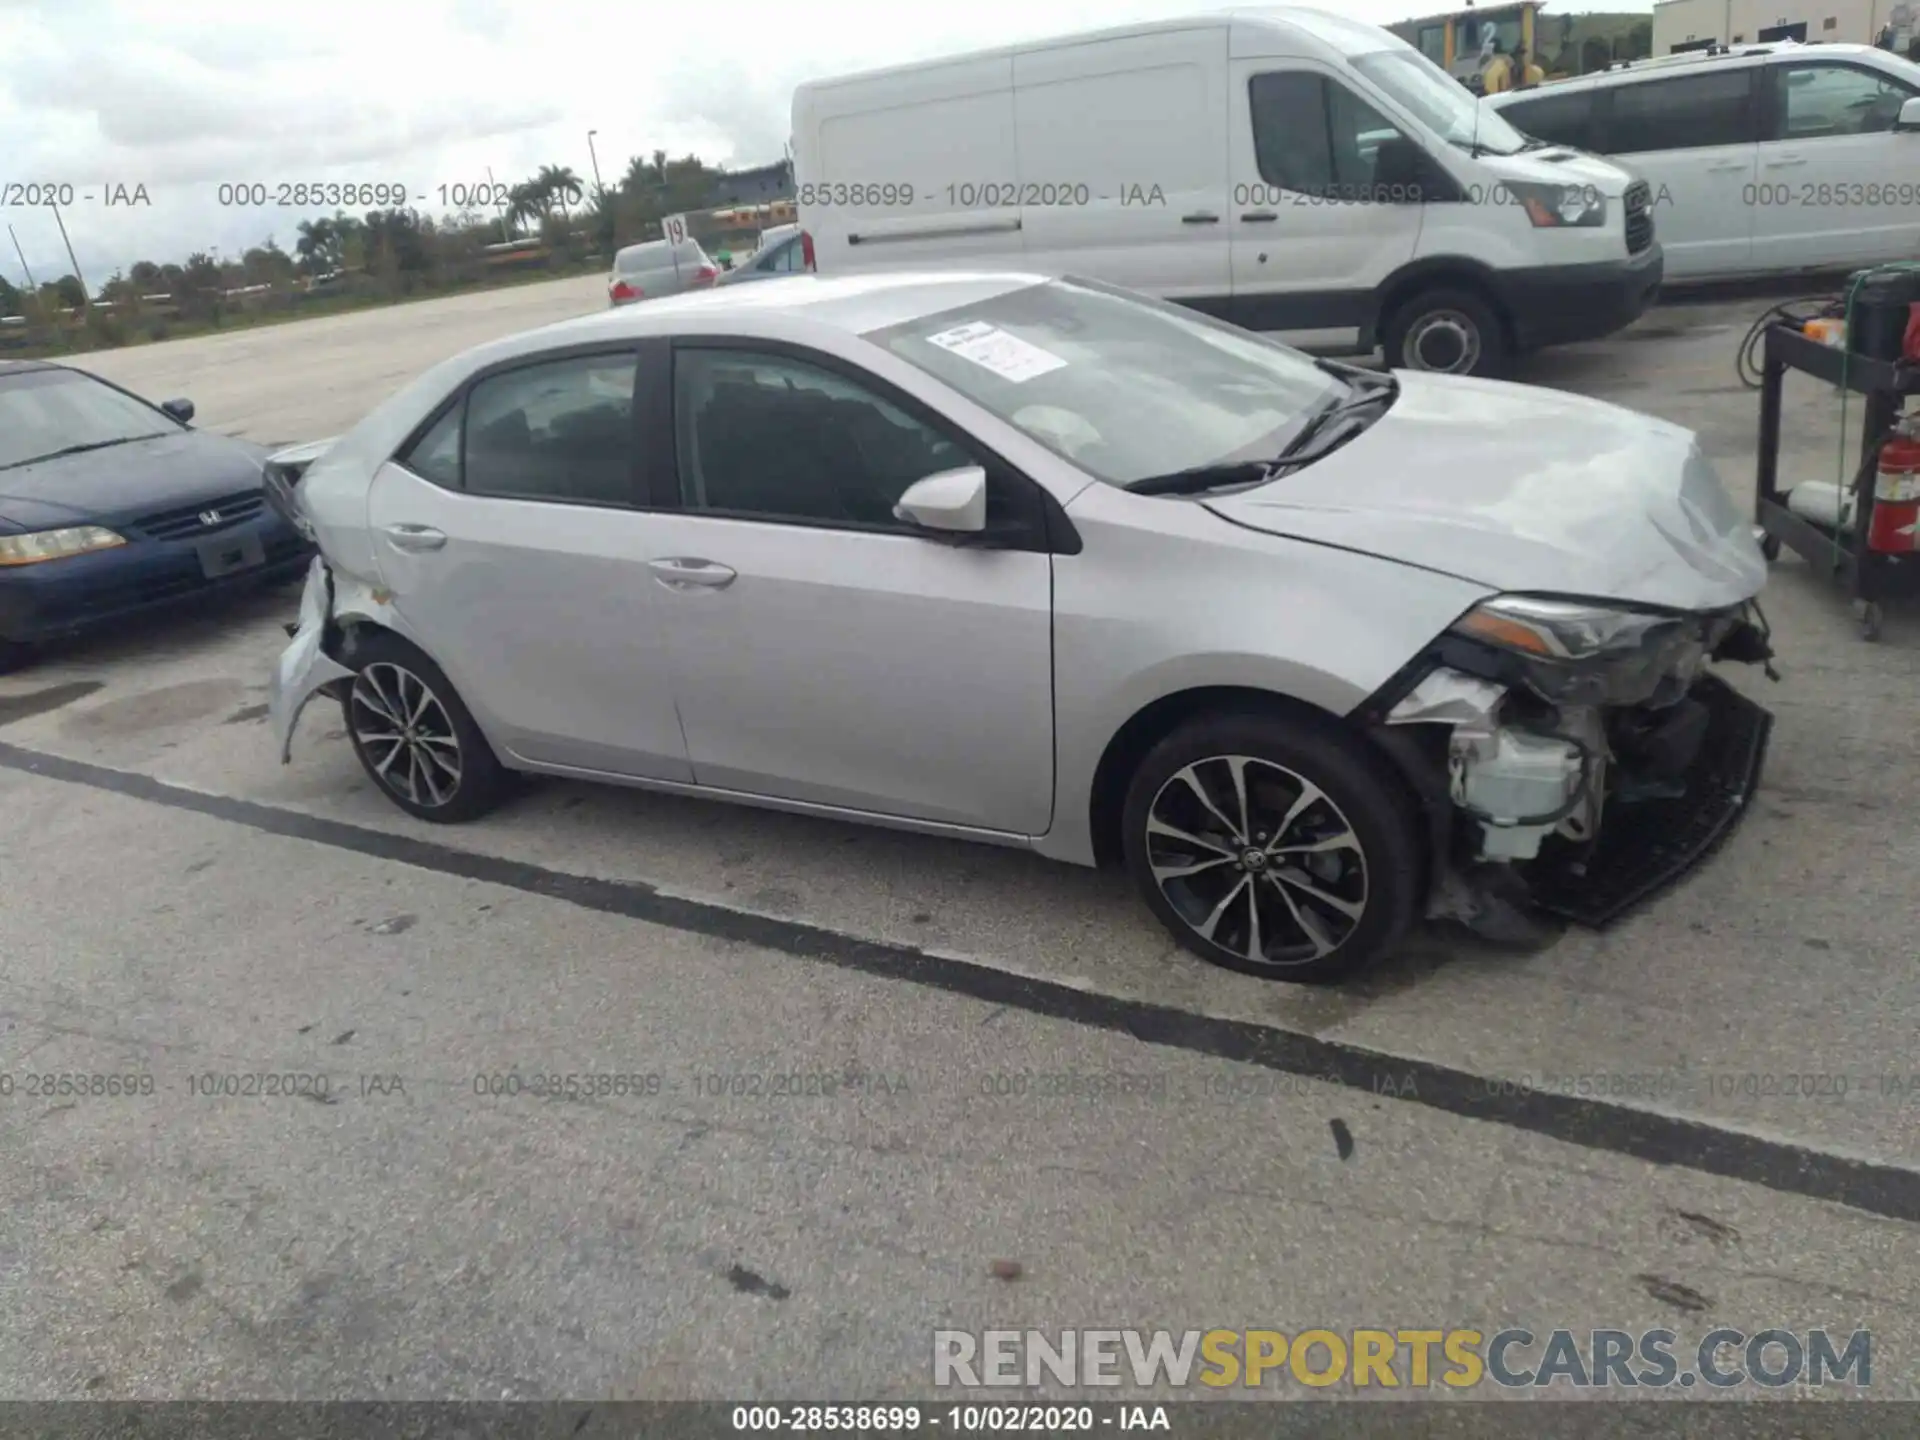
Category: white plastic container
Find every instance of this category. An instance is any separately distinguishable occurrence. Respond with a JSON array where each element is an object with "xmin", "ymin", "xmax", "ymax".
[{"xmin": 1786, "ymin": 481, "xmax": 1857, "ymax": 533}]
